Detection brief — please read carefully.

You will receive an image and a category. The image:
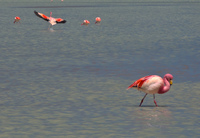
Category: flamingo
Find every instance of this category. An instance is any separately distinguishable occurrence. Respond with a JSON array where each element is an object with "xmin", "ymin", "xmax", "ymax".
[
  {"xmin": 81, "ymin": 20, "xmax": 90, "ymax": 25},
  {"xmin": 127, "ymin": 74, "xmax": 173, "ymax": 106},
  {"xmin": 14, "ymin": 16, "xmax": 21, "ymax": 23},
  {"xmin": 95, "ymin": 17, "xmax": 101, "ymax": 24},
  {"xmin": 34, "ymin": 11, "xmax": 66, "ymax": 29}
]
